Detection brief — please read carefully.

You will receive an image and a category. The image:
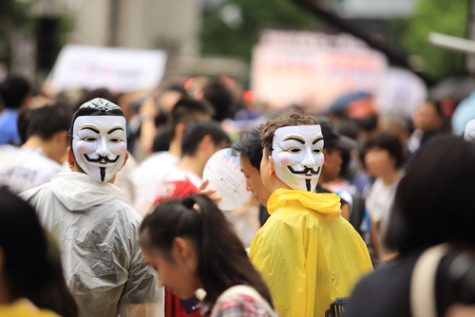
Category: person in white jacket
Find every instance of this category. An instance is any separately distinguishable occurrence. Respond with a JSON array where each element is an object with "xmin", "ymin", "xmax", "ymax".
[{"xmin": 20, "ymin": 98, "xmax": 163, "ymax": 317}]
